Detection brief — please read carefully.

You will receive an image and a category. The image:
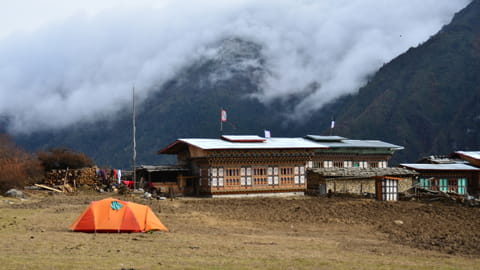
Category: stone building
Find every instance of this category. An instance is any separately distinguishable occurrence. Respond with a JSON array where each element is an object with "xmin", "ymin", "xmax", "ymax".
[{"xmin": 306, "ymin": 167, "xmax": 417, "ymax": 200}]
